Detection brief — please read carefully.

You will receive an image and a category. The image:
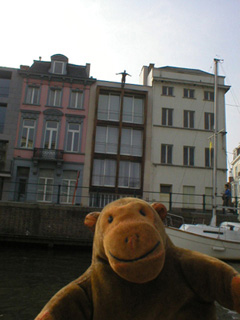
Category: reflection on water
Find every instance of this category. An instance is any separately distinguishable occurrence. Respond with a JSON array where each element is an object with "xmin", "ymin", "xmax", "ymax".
[{"xmin": 0, "ymin": 243, "xmax": 240, "ymax": 320}]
